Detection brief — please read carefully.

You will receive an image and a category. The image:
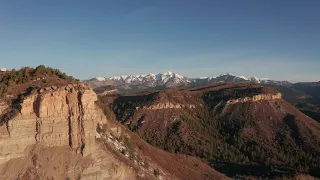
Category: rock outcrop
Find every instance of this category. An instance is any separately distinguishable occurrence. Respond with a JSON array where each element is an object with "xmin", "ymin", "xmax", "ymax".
[
  {"xmin": 0, "ymin": 102, "xmax": 8, "ymax": 115},
  {"xmin": 138, "ymin": 102, "xmax": 196, "ymax": 110},
  {"xmin": 0, "ymin": 84, "xmax": 106, "ymax": 164},
  {"xmin": 226, "ymin": 93, "xmax": 282, "ymax": 104}
]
